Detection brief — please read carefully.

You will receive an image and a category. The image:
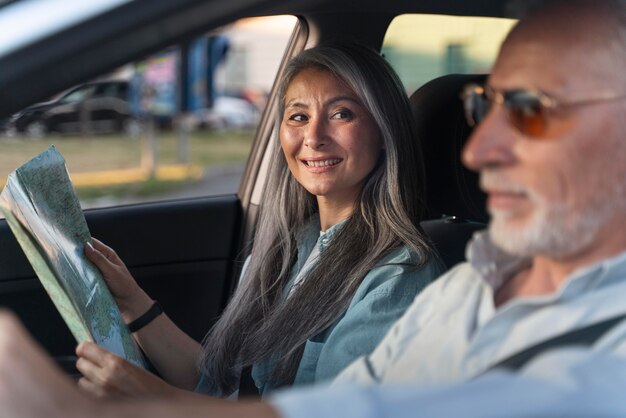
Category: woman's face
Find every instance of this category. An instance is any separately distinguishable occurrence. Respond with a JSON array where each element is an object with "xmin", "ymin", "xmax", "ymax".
[{"xmin": 280, "ymin": 68, "xmax": 382, "ymax": 205}]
